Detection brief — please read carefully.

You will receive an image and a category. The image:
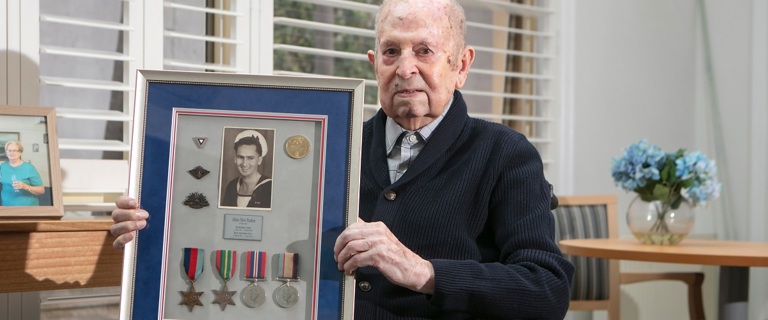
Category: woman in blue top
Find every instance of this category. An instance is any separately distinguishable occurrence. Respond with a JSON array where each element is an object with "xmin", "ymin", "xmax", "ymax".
[{"xmin": 1, "ymin": 141, "xmax": 45, "ymax": 206}]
